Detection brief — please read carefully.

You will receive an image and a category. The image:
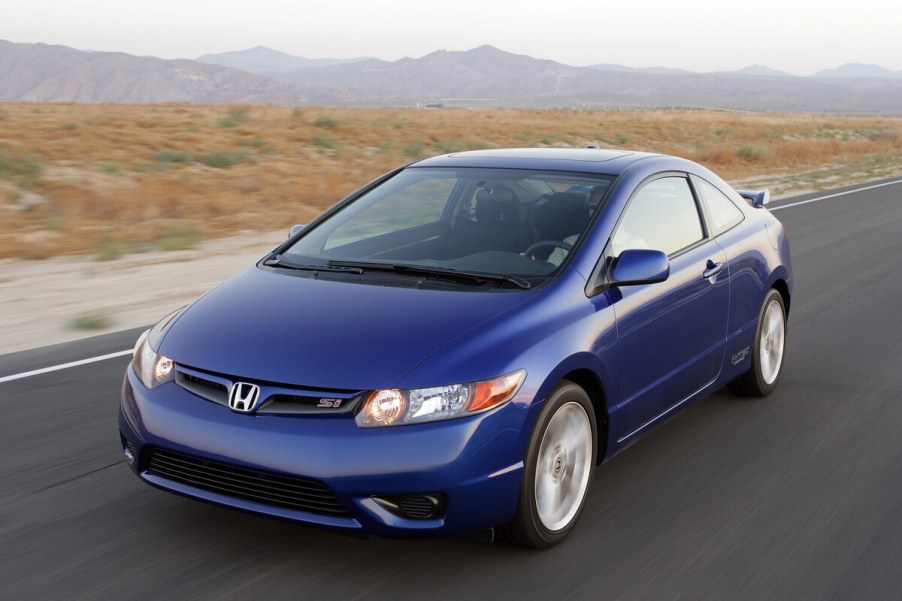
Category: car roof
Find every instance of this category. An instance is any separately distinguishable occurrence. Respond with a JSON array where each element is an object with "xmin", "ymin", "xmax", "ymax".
[{"xmin": 411, "ymin": 147, "xmax": 664, "ymax": 175}]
